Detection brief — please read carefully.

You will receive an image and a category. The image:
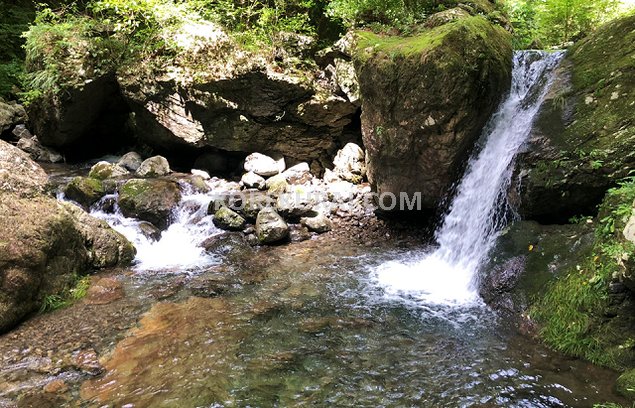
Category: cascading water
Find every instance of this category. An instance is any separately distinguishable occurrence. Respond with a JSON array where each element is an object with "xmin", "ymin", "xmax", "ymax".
[{"xmin": 373, "ymin": 51, "xmax": 564, "ymax": 306}]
